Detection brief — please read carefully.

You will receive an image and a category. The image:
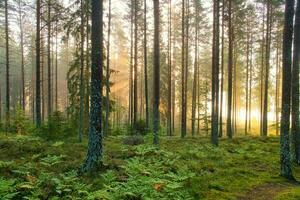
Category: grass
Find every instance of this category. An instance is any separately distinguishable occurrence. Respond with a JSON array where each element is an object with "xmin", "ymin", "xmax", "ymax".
[{"xmin": 0, "ymin": 133, "xmax": 299, "ymax": 199}]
